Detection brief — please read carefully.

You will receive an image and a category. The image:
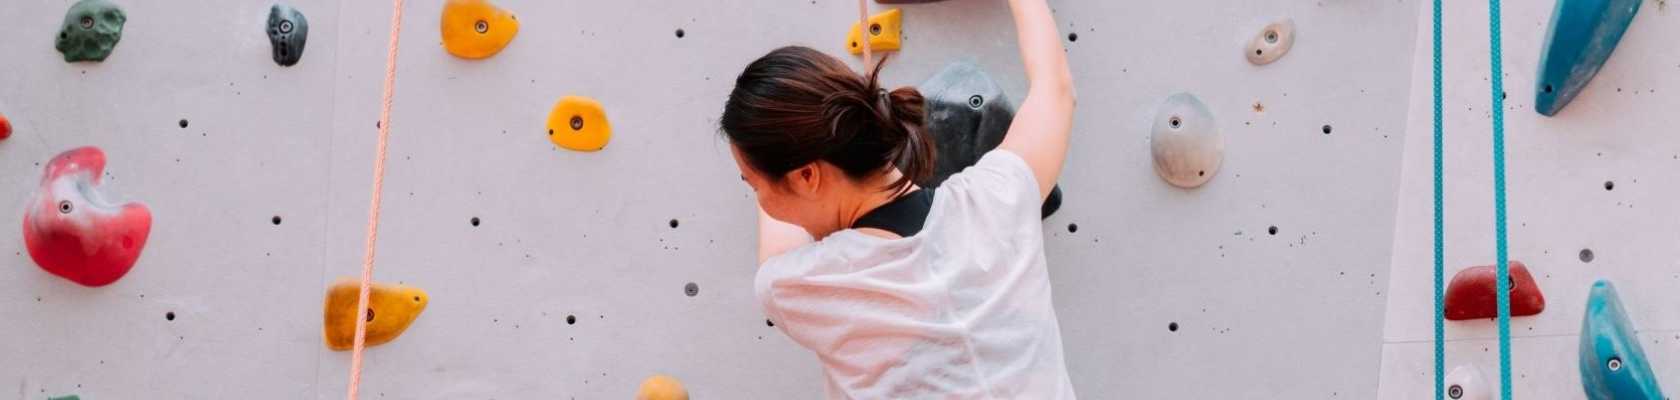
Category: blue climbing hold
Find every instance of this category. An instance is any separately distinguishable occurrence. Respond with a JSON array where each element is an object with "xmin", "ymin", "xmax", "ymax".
[
  {"xmin": 1534, "ymin": 0, "xmax": 1639, "ymax": 117},
  {"xmin": 1579, "ymin": 280, "xmax": 1664, "ymax": 400}
]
